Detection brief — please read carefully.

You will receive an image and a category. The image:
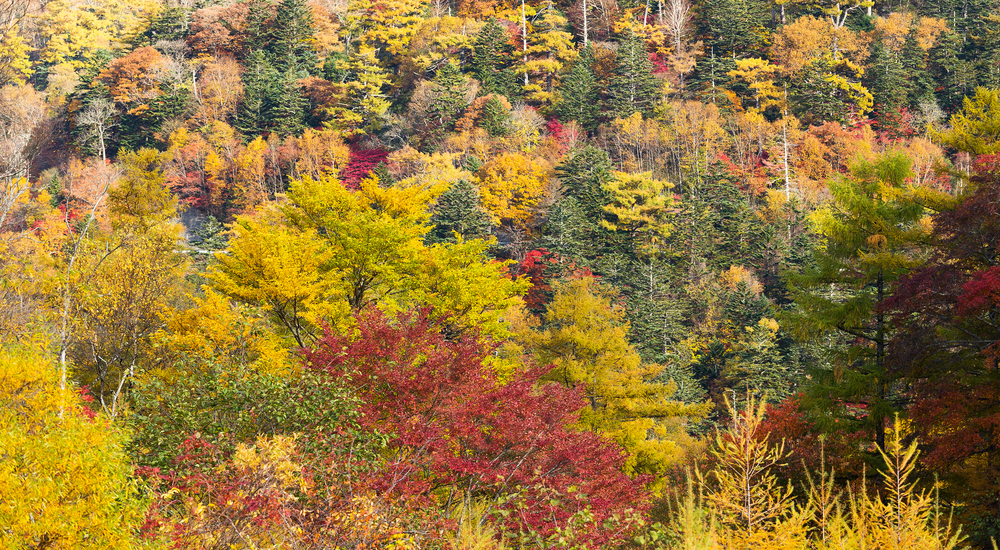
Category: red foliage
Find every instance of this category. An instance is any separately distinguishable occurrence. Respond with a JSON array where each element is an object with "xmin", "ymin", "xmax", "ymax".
[
  {"xmin": 339, "ymin": 147, "xmax": 389, "ymax": 189},
  {"xmin": 303, "ymin": 308, "xmax": 650, "ymax": 545},
  {"xmin": 518, "ymin": 248, "xmax": 556, "ymax": 312}
]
